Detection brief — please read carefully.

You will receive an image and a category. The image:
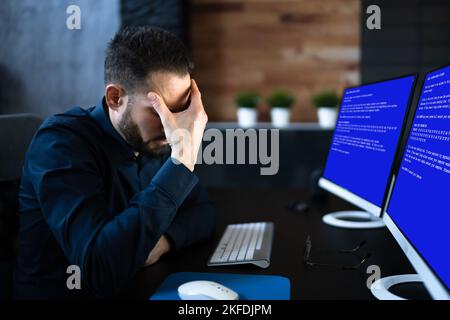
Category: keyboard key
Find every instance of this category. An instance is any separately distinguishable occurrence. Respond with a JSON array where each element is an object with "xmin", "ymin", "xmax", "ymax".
[
  {"xmin": 228, "ymin": 225, "xmax": 247, "ymax": 261},
  {"xmin": 256, "ymin": 222, "xmax": 266, "ymax": 250},
  {"xmin": 245, "ymin": 223, "xmax": 260, "ymax": 260},
  {"xmin": 237, "ymin": 223, "xmax": 254, "ymax": 261},
  {"xmin": 220, "ymin": 225, "xmax": 240, "ymax": 262},
  {"xmin": 209, "ymin": 226, "xmax": 233, "ymax": 262}
]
